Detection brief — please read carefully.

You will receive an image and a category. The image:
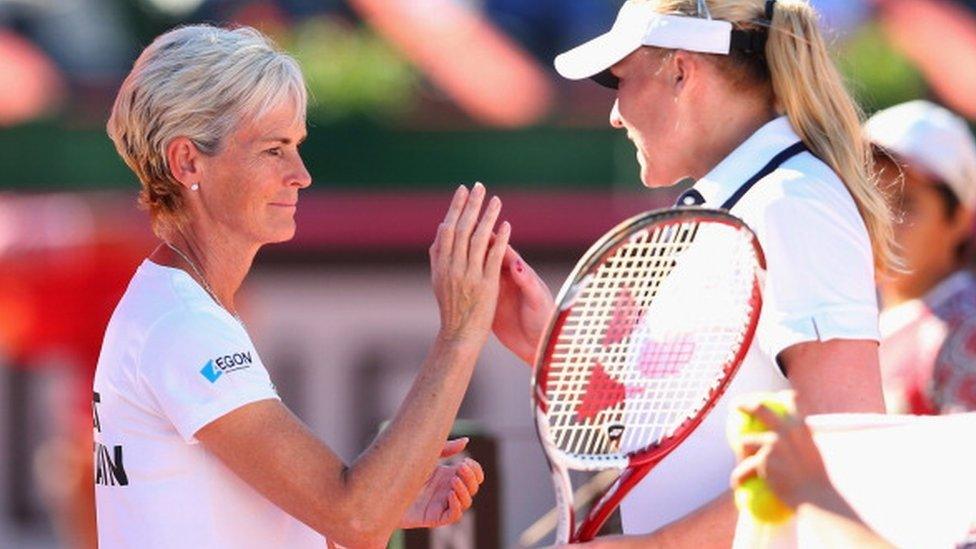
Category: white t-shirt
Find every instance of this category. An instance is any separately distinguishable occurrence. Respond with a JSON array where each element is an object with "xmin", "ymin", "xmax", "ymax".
[
  {"xmin": 93, "ymin": 260, "xmax": 325, "ymax": 548},
  {"xmin": 619, "ymin": 117, "xmax": 880, "ymax": 534}
]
